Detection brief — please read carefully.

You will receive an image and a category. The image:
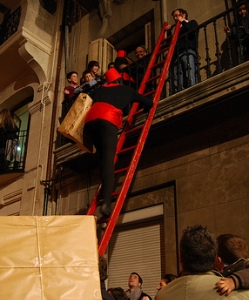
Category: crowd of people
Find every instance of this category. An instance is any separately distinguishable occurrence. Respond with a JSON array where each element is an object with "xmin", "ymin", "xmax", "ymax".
[
  {"xmin": 98, "ymin": 226, "xmax": 249, "ymax": 300},
  {"xmin": 62, "ymin": 1, "xmax": 249, "ymax": 114}
]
